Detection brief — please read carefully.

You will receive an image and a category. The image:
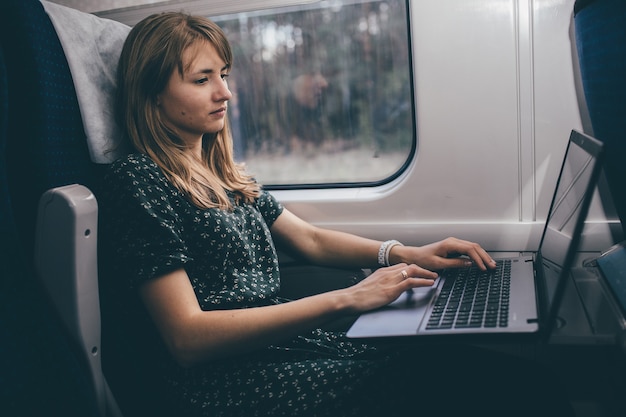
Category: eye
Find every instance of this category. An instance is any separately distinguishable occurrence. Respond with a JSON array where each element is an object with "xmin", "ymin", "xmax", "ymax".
[
  {"xmin": 221, "ymin": 73, "xmax": 230, "ymax": 81},
  {"xmin": 195, "ymin": 77, "xmax": 209, "ymax": 85}
]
